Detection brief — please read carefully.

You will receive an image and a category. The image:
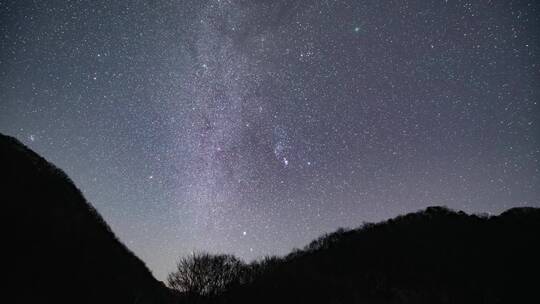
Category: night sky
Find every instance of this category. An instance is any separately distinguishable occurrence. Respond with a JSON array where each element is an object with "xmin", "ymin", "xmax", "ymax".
[{"xmin": 1, "ymin": 0, "xmax": 539, "ymax": 280}]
